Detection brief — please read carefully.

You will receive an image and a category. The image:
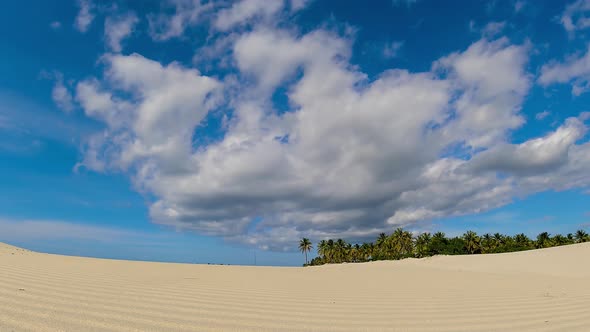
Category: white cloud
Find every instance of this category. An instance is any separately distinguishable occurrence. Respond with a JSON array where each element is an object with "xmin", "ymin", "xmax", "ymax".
[
  {"xmin": 539, "ymin": 45, "xmax": 590, "ymax": 96},
  {"xmin": 148, "ymin": 0, "xmax": 214, "ymax": 41},
  {"xmin": 73, "ymin": 21, "xmax": 590, "ymax": 251},
  {"xmin": 535, "ymin": 110, "xmax": 550, "ymax": 120},
  {"xmin": 435, "ymin": 37, "xmax": 530, "ymax": 148},
  {"xmin": 75, "ymin": 53, "xmax": 220, "ymax": 173},
  {"xmin": 465, "ymin": 117, "xmax": 587, "ymax": 176},
  {"xmin": 104, "ymin": 13, "xmax": 139, "ymax": 52},
  {"xmin": 214, "ymin": 0, "xmax": 284, "ymax": 31},
  {"xmin": 517, "ymin": 141, "xmax": 590, "ymax": 193},
  {"xmin": 52, "ymin": 74, "xmax": 75, "ymax": 112},
  {"xmin": 383, "ymin": 115, "xmax": 589, "ymax": 227},
  {"xmin": 233, "ymin": 29, "xmax": 352, "ymax": 92},
  {"xmin": 561, "ymin": 0, "xmax": 590, "ymax": 33},
  {"xmin": 75, "ymin": 0, "xmax": 95, "ymax": 33},
  {"xmin": 75, "ymin": 79, "xmax": 125, "ymax": 128},
  {"xmin": 148, "ymin": 0, "xmax": 311, "ymax": 40}
]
